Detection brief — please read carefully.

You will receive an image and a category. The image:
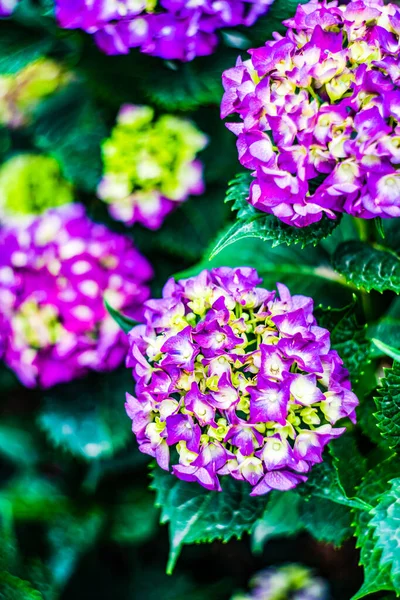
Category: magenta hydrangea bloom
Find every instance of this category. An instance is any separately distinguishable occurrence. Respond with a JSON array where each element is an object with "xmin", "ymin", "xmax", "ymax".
[
  {"xmin": 55, "ymin": 0, "xmax": 274, "ymax": 62},
  {"xmin": 0, "ymin": 0, "xmax": 18, "ymax": 16},
  {"xmin": 0, "ymin": 204, "xmax": 152, "ymax": 388},
  {"xmin": 221, "ymin": 0, "xmax": 400, "ymax": 227},
  {"xmin": 125, "ymin": 267, "xmax": 357, "ymax": 495}
]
